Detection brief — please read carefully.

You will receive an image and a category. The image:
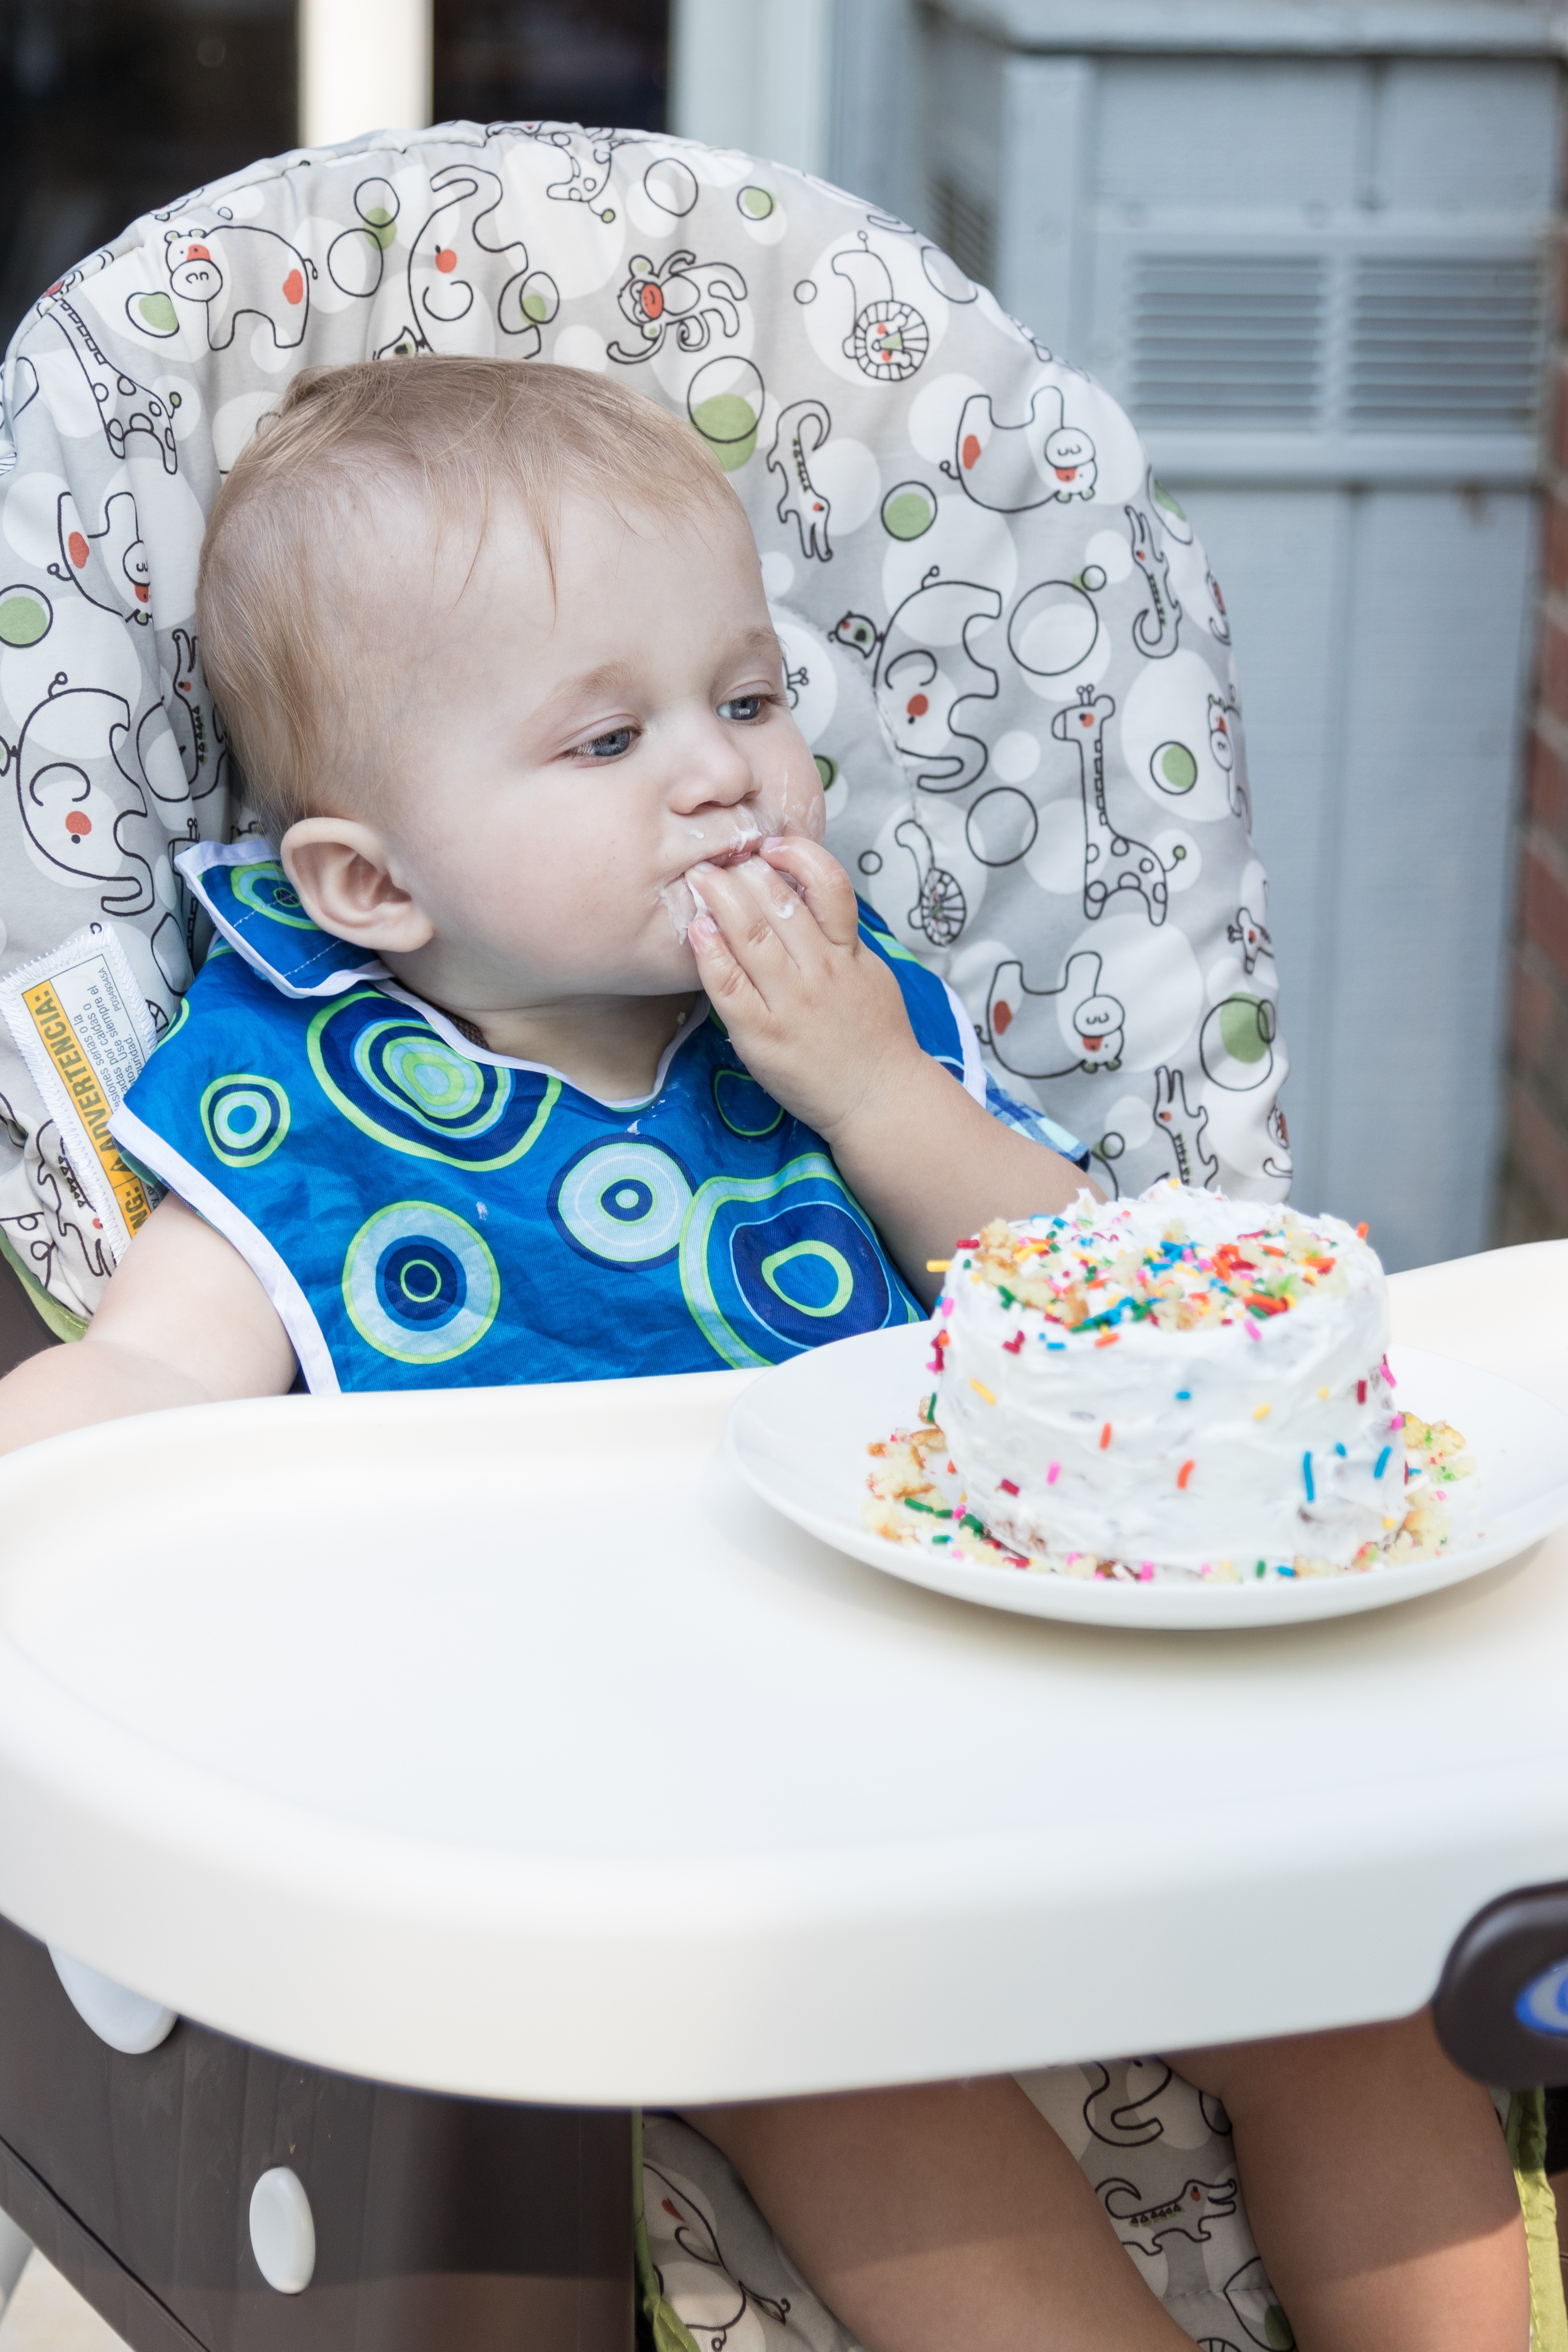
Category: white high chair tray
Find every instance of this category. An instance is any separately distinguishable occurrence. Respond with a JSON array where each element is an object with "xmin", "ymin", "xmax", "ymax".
[
  {"xmin": 0, "ymin": 1243, "xmax": 1566, "ymax": 2109},
  {"xmin": 727, "ymin": 1334, "xmax": 1568, "ymax": 1628}
]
